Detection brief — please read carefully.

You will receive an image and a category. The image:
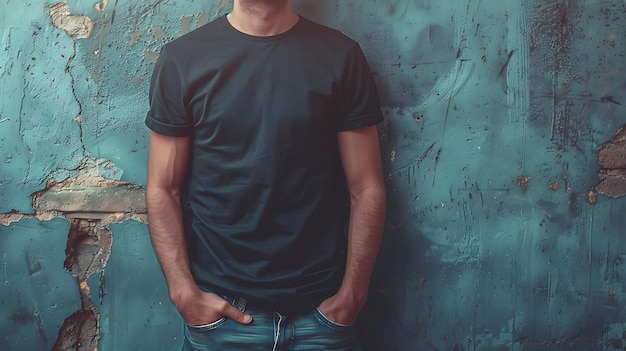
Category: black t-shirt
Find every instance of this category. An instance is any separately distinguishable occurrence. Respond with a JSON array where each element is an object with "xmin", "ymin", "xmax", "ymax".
[{"xmin": 146, "ymin": 15, "xmax": 383, "ymax": 313}]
